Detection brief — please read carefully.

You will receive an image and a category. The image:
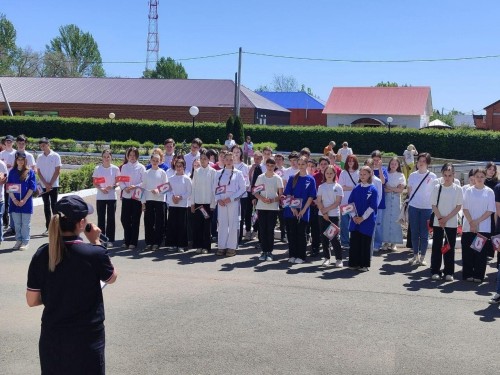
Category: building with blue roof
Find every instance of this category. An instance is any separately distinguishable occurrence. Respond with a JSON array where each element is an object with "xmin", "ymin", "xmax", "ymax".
[{"xmin": 257, "ymin": 91, "xmax": 326, "ymax": 125}]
